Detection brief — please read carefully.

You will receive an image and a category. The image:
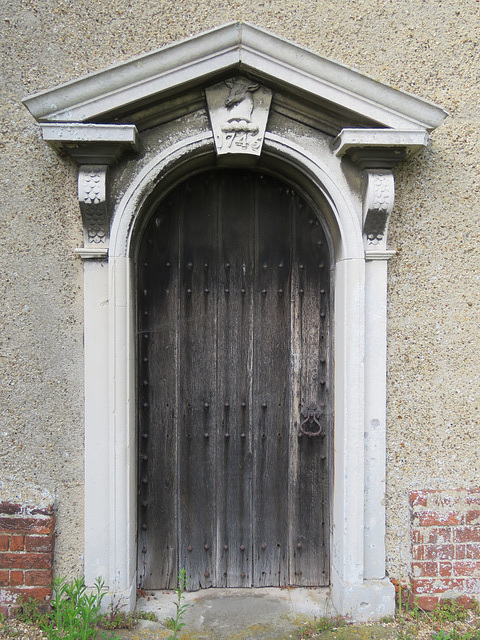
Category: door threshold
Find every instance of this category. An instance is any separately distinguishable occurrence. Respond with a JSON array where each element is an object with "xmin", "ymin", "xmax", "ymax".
[{"xmin": 136, "ymin": 587, "xmax": 335, "ymax": 639}]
